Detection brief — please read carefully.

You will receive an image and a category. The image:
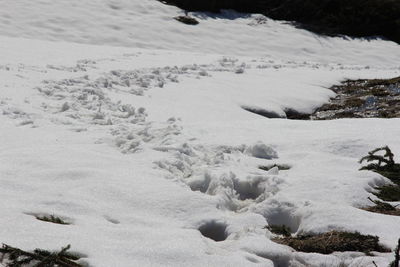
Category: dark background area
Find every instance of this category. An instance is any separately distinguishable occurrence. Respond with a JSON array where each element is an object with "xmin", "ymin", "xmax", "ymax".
[{"xmin": 160, "ymin": 0, "xmax": 400, "ymax": 44}]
